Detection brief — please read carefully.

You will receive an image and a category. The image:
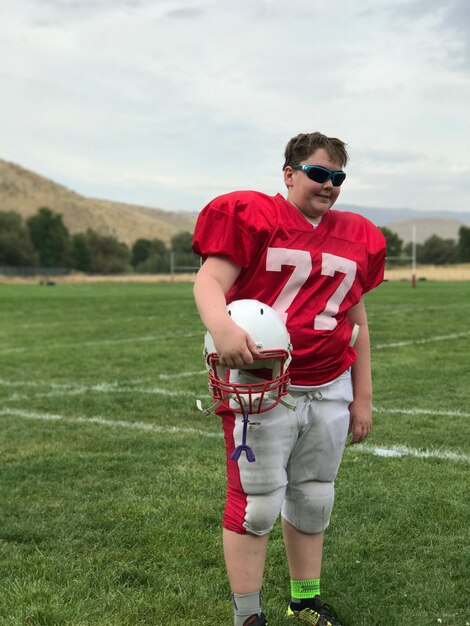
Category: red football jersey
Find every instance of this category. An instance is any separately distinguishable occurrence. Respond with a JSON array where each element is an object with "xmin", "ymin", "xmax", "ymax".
[{"xmin": 193, "ymin": 191, "xmax": 386, "ymax": 386}]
